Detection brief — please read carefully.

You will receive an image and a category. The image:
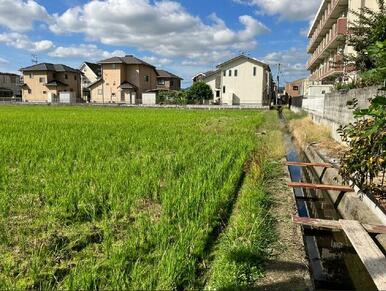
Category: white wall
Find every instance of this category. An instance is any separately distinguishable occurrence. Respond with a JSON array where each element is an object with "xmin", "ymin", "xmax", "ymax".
[
  {"xmin": 220, "ymin": 59, "xmax": 265, "ymax": 105},
  {"xmin": 142, "ymin": 92, "xmax": 156, "ymax": 105}
]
